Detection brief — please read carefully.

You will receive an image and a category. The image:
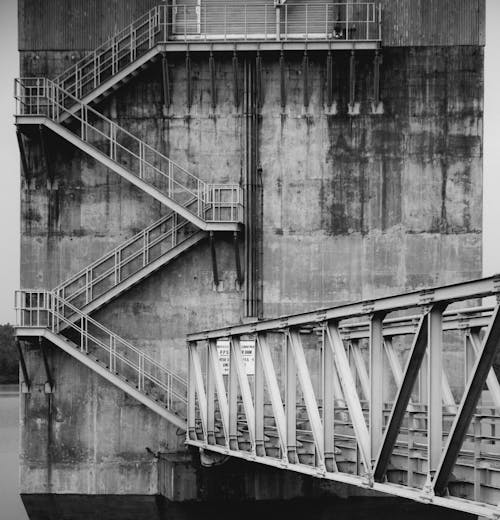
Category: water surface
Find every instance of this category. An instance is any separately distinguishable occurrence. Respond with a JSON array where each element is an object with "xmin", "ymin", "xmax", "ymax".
[{"xmin": 0, "ymin": 384, "xmax": 28, "ymax": 520}]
